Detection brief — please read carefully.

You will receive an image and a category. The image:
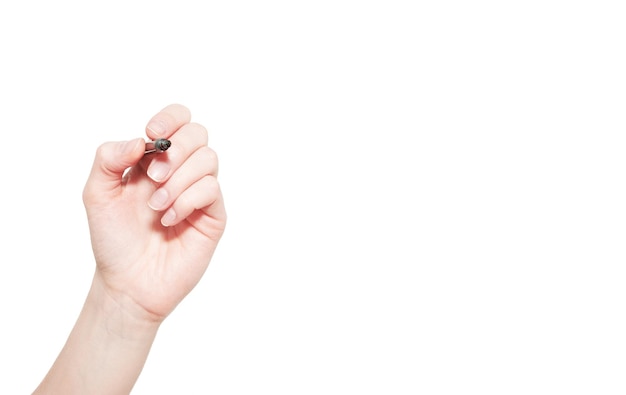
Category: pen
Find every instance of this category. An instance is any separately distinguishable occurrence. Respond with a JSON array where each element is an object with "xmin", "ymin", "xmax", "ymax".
[{"xmin": 144, "ymin": 139, "xmax": 171, "ymax": 154}]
